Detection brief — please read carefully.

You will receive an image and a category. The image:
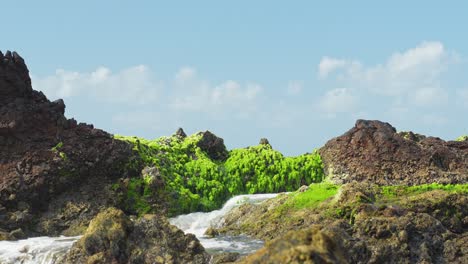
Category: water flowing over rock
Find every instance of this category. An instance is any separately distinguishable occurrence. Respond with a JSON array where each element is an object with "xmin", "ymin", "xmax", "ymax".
[
  {"xmin": 169, "ymin": 193, "xmax": 279, "ymax": 256},
  {"xmin": 0, "ymin": 235, "xmax": 80, "ymax": 264},
  {"xmin": 319, "ymin": 119, "xmax": 468, "ymax": 185},
  {"xmin": 0, "ymin": 51, "xmax": 138, "ymax": 237}
]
